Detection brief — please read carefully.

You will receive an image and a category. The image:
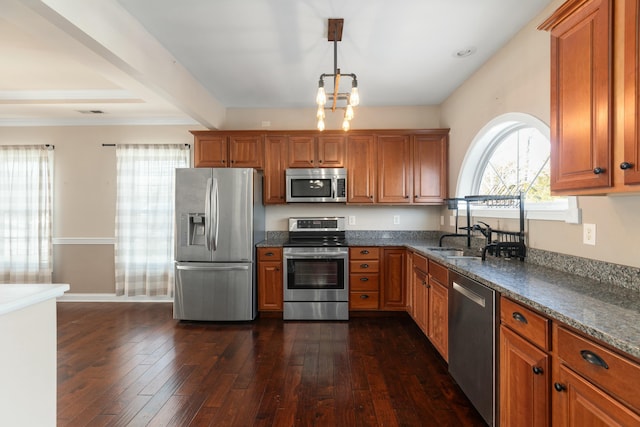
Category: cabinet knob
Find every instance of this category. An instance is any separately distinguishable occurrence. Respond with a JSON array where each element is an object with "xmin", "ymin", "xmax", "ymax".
[
  {"xmin": 553, "ymin": 382, "xmax": 566, "ymax": 392},
  {"xmin": 593, "ymin": 167, "xmax": 605, "ymax": 175},
  {"xmin": 360, "ymin": 294, "xmax": 369, "ymax": 299},
  {"xmin": 620, "ymin": 162, "xmax": 634, "ymax": 170},
  {"xmin": 422, "ymin": 281, "xmax": 427, "ymax": 286},
  {"xmin": 360, "ymin": 264, "xmax": 369, "ymax": 268},
  {"xmin": 319, "ymin": 159, "xmax": 323, "ymax": 163},
  {"xmin": 275, "ymin": 267, "xmax": 280, "ymax": 271},
  {"xmin": 369, "ymin": 195, "xmax": 374, "ymax": 199},
  {"xmin": 404, "ymin": 195, "xmax": 409, "ymax": 199},
  {"xmin": 532, "ymin": 366, "xmax": 543, "ymax": 375}
]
